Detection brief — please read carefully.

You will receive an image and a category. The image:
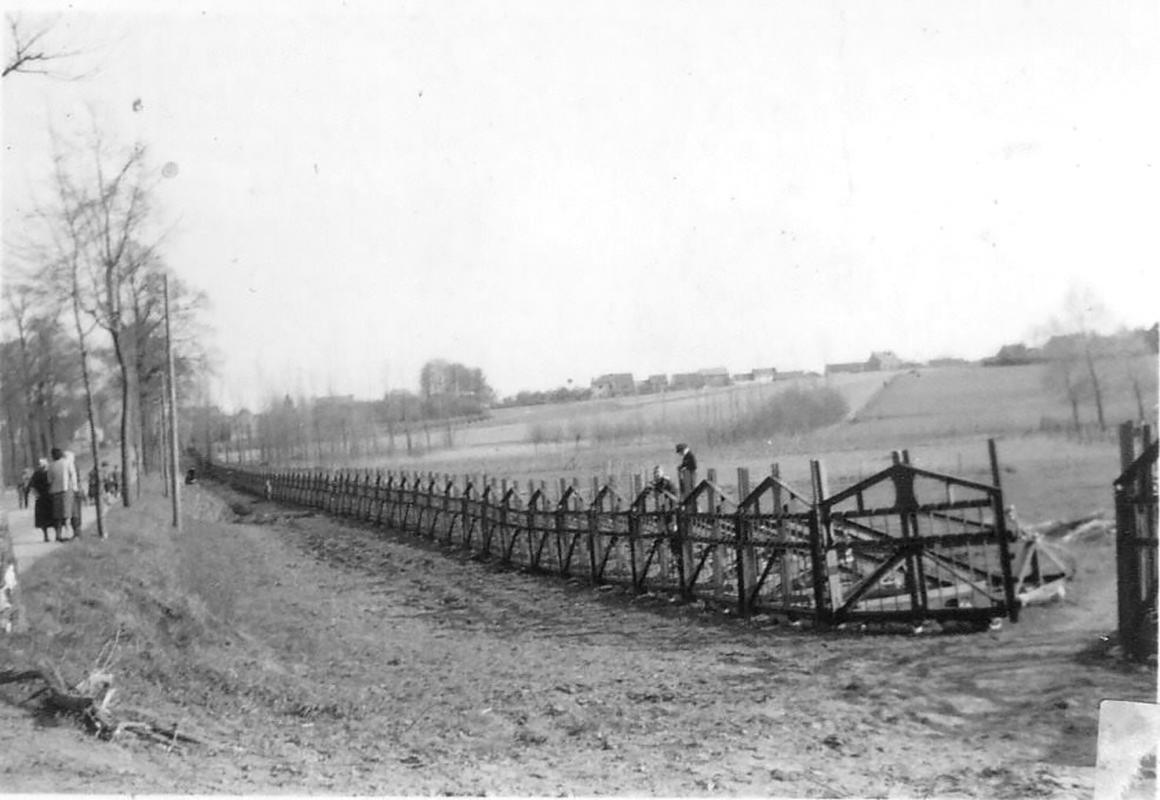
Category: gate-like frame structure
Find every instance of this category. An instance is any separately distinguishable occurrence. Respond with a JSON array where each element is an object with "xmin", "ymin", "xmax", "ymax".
[
  {"xmin": 814, "ymin": 447, "xmax": 1018, "ymax": 627},
  {"xmin": 200, "ymin": 441, "xmax": 1022, "ymax": 629},
  {"xmin": 1114, "ymin": 422, "xmax": 1158, "ymax": 662}
]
